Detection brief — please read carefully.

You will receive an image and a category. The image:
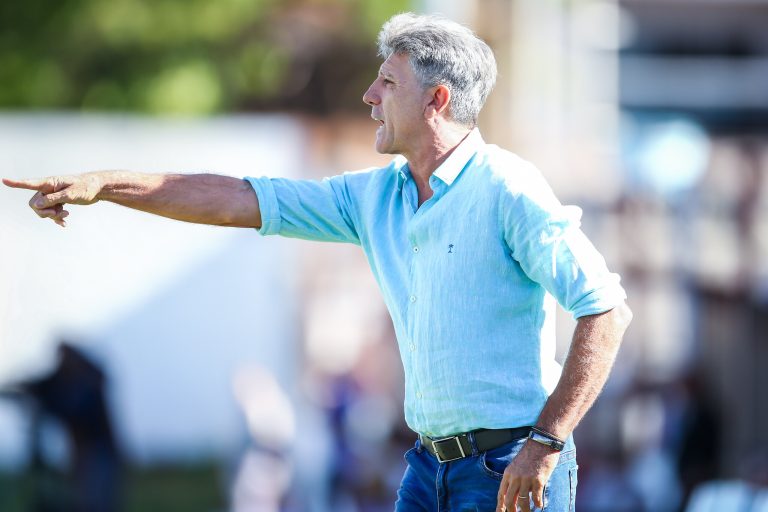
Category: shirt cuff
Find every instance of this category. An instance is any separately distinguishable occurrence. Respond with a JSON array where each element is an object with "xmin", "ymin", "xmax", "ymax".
[
  {"xmin": 570, "ymin": 281, "xmax": 627, "ymax": 319},
  {"xmin": 244, "ymin": 176, "xmax": 281, "ymax": 236}
]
